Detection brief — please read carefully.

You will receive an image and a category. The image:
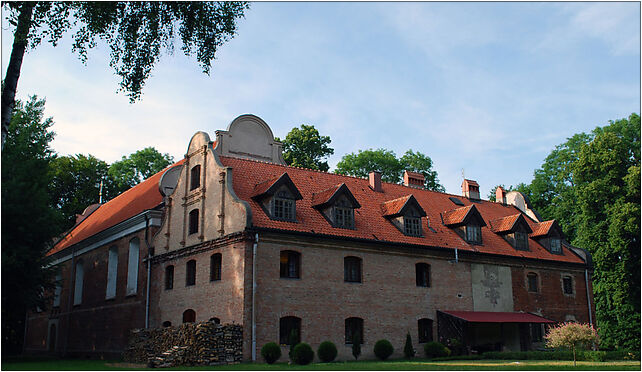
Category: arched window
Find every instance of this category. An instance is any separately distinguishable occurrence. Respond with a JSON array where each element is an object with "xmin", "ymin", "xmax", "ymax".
[
  {"xmin": 186, "ymin": 260, "xmax": 196, "ymax": 286},
  {"xmin": 418, "ymin": 318, "xmax": 433, "ymax": 343},
  {"xmin": 209, "ymin": 317, "xmax": 221, "ymax": 324},
  {"xmin": 106, "ymin": 246, "xmax": 118, "ymax": 299},
  {"xmin": 344, "ymin": 256, "xmax": 362, "ymax": 283},
  {"xmin": 280, "ymin": 250, "xmax": 300, "ymax": 279},
  {"xmin": 190, "ymin": 165, "xmax": 201, "ymax": 191},
  {"xmin": 527, "ymin": 272, "xmax": 538, "ymax": 293},
  {"xmin": 165, "ymin": 265, "xmax": 174, "ymax": 290},
  {"xmin": 345, "ymin": 317, "xmax": 364, "ymax": 344},
  {"xmin": 210, "ymin": 253, "xmax": 222, "ymax": 281},
  {"xmin": 126, "ymin": 238, "xmax": 140, "ymax": 295},
  {"xmin": 188, "ymin": 209, "xmax": 199, "ymax": 235},
  {"xmin": 73, "ymin": 260, "xmax": 84, "ymax": 305},
  {"xmin": 162, "ymin": 321, "xmax": 172, "ymax": 327},
  {"xmin": 183, "ymin": 309, "xmax": 196, "ymax": 323},
  {"xmin": 416, "ymin": 263, "xmax": 431, "ymax": 287},
  {"xmin": 279, "ymin": 316, "xmax": 301, "ymax": 345}
]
